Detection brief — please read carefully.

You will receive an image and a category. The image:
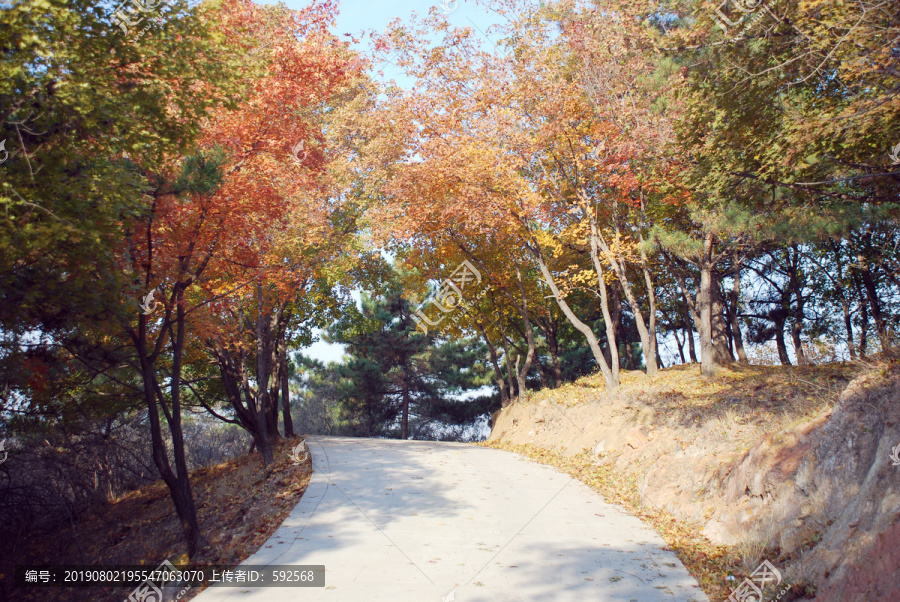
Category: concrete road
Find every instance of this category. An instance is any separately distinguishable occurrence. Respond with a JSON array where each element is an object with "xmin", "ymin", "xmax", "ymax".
[{"xmin": 192, "ymin": 436, "xmax": 708, "ymax": 601}]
